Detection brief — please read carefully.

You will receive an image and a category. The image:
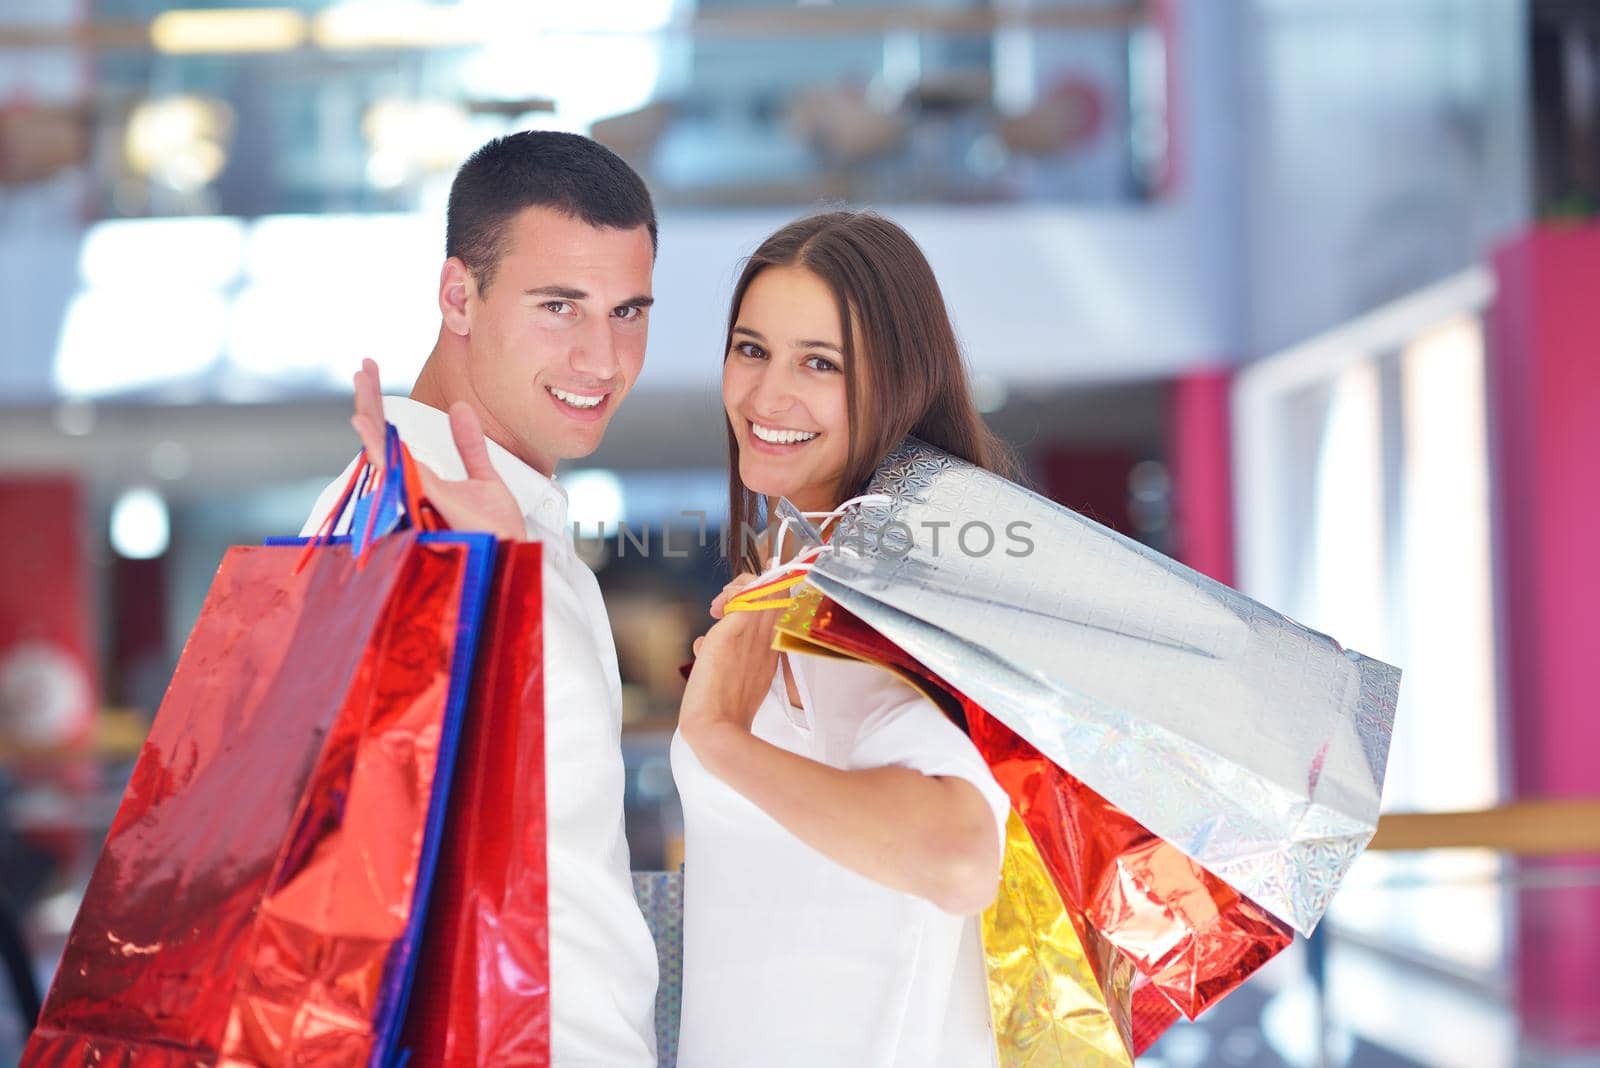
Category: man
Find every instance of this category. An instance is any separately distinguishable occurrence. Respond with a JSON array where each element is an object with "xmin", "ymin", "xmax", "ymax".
[{"xmin": 303, "ymin": 131, "xmax": 660, "ymax": 1066}]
